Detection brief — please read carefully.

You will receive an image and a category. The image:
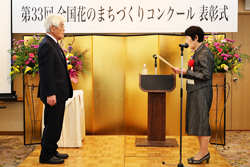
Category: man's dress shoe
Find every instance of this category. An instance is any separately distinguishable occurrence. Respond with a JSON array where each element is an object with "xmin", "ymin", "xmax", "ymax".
[
  {"xmin": 39, "ymin": 156, "xmax": 64, "ymax": 164},
  {"xmin": 55, "ymin": 152, "xmax": 69, "ymax": 159}
]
